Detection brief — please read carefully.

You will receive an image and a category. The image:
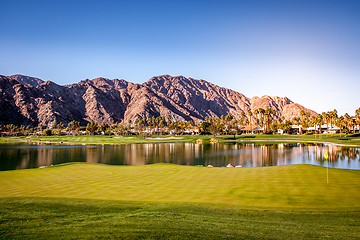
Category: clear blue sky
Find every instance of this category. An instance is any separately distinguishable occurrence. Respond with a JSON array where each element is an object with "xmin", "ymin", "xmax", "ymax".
[{"xmin": 1, "ymin": 0, "xmax": 359, "ymax": 116}]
